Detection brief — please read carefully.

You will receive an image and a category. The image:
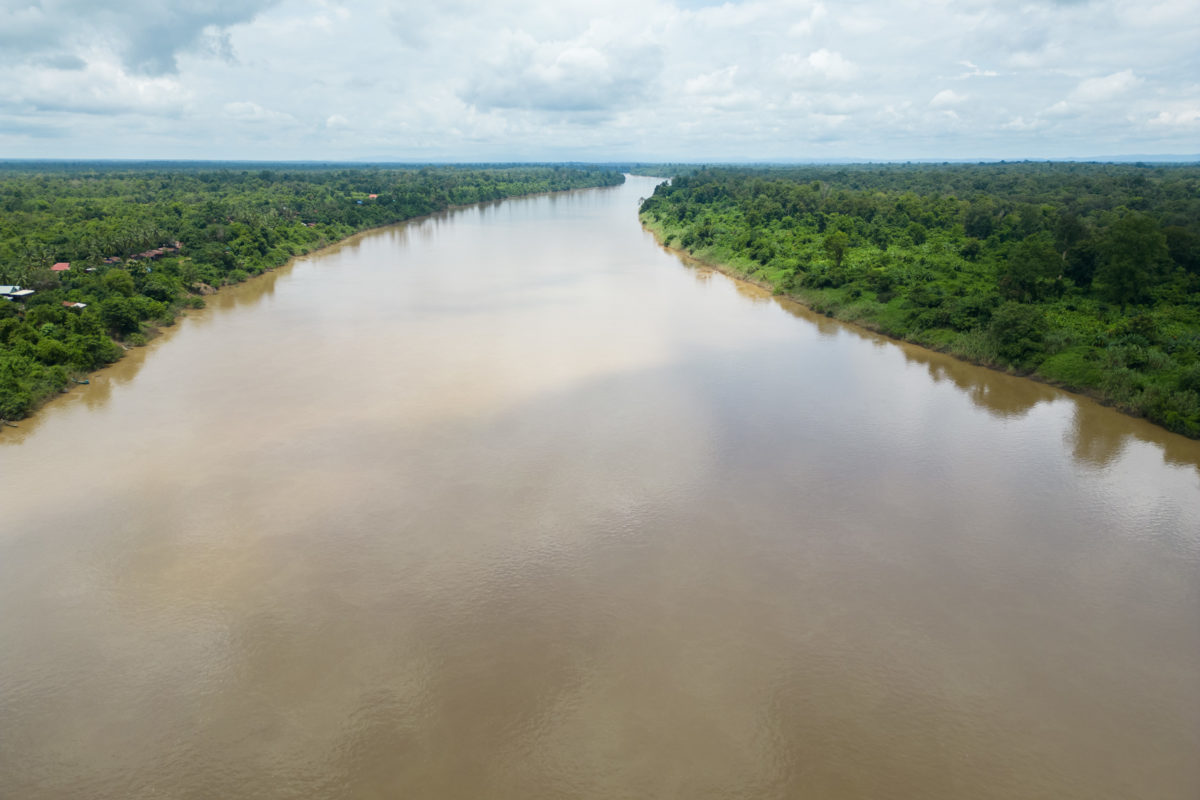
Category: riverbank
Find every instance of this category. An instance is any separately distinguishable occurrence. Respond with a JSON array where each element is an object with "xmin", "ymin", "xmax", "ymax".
[
  {"xmin": 638, "ymin": 165, "xmax": 1200, "ymax": 441},
  {"xmin": 0, "ymin": 171, "xmax": 625, "ymax": 430},
  {"xmin": 640, "ymin": 214, "xmax": 1197, "ymax": 440}
]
